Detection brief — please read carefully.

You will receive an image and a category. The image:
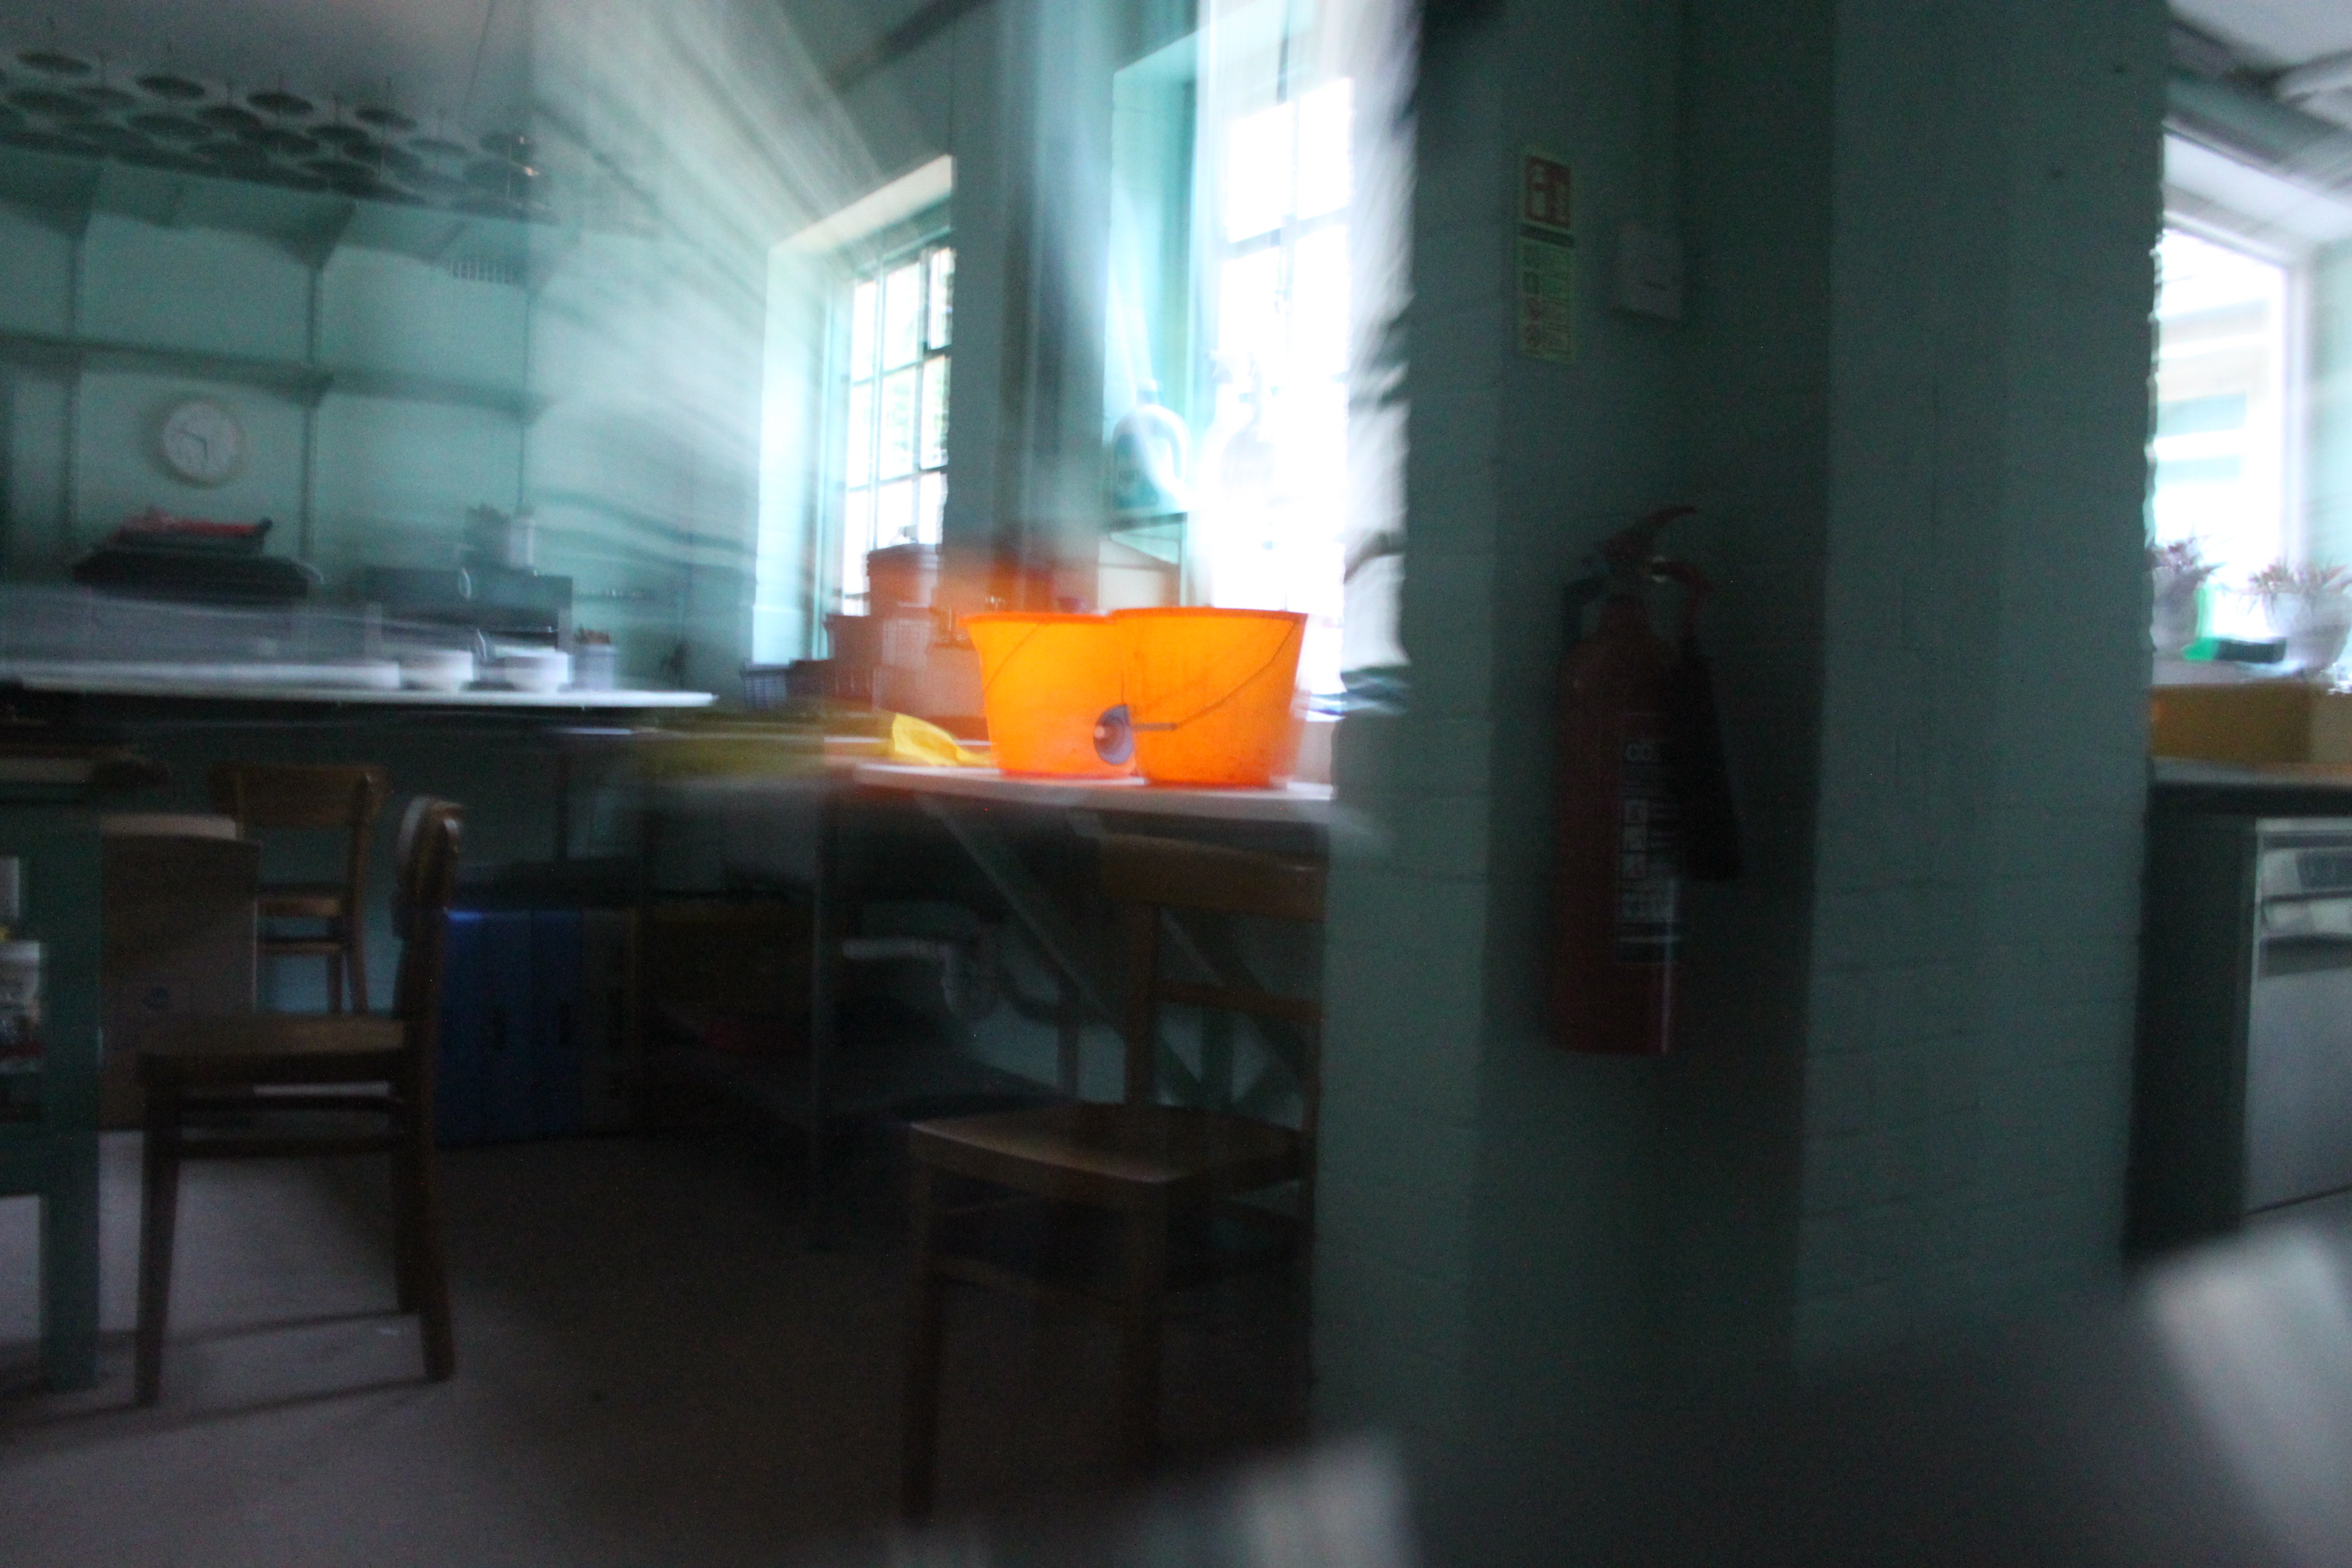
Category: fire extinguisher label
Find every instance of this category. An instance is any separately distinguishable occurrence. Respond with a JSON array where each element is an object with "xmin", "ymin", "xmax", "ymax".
[{"xmin": 1616, "ymin": 734, "xmax": 1682, "ymax": 962}]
